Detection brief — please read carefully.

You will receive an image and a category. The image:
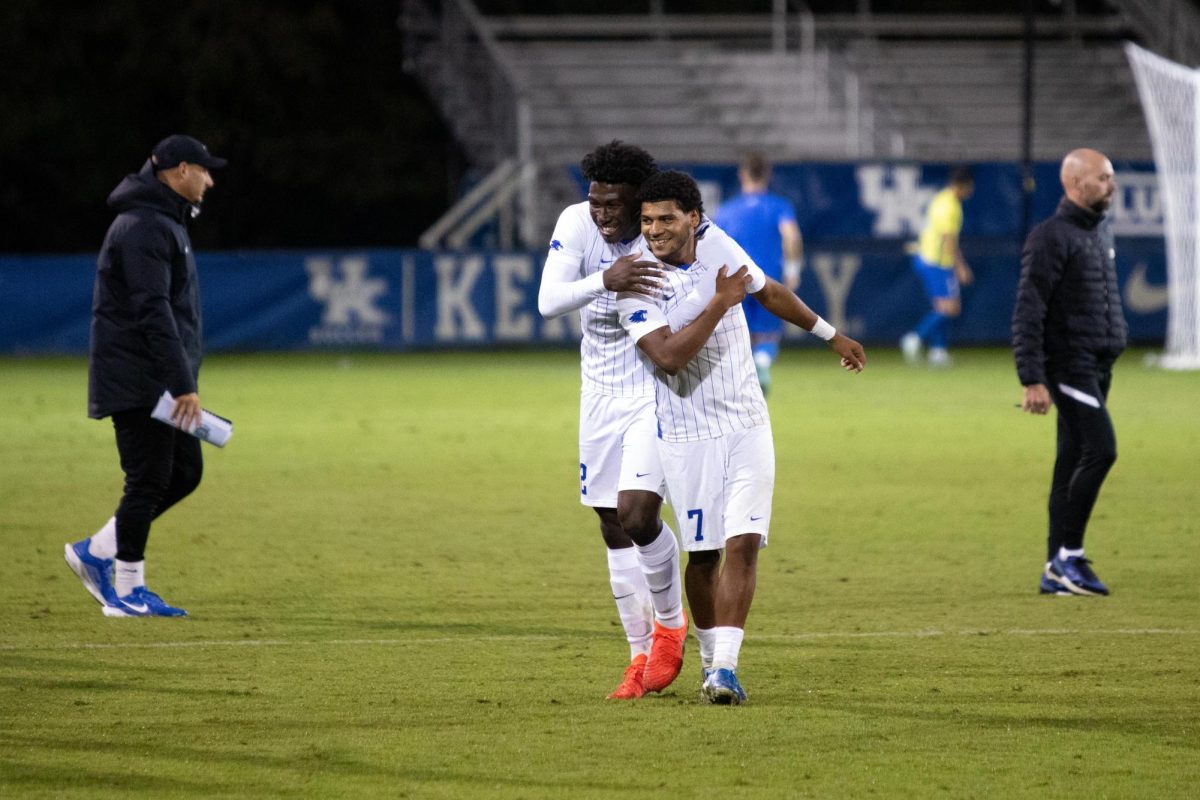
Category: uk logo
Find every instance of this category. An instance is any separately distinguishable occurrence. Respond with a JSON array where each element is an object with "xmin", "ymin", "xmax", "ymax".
[
  {"xmin": 855, "ymin": 164, "xmax": 936, "ymax": 236},
  {"xmin": 306, "ymin": 256, "xmax": 390, "ymax": 344},
  {"xmin": 629, "ymin": 310, "xmax": 648, "ymax": 323},
  {"xmin": 550, "ymin": 239, "xmax": 563, "ymax": 251}
]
